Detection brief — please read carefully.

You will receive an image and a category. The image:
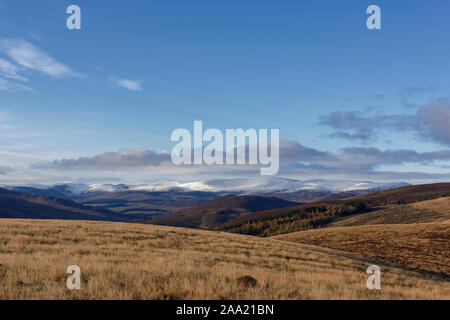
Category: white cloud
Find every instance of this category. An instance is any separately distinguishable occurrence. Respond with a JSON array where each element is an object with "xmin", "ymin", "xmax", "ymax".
[
  {"xmin": 31, "ymin": 140, "xmax": 450, "ymax": 182},
  {"xmin": 319, "ymin": 102, "xmax": 450, "ymax": 146},
  {"xmin": 0, "ymin": 77, "xmax": 33, "ymax": 92},
  {"xmin": 0, "ymin": 38, "xmax": 83, "ymax": 78},
  {"xmin": 0, "ymin": 58, "xmax": 28, "ymax": 81},
  {"xmin": 109, "ymin": 76, "xmax": 142, "ymax": 91}
]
